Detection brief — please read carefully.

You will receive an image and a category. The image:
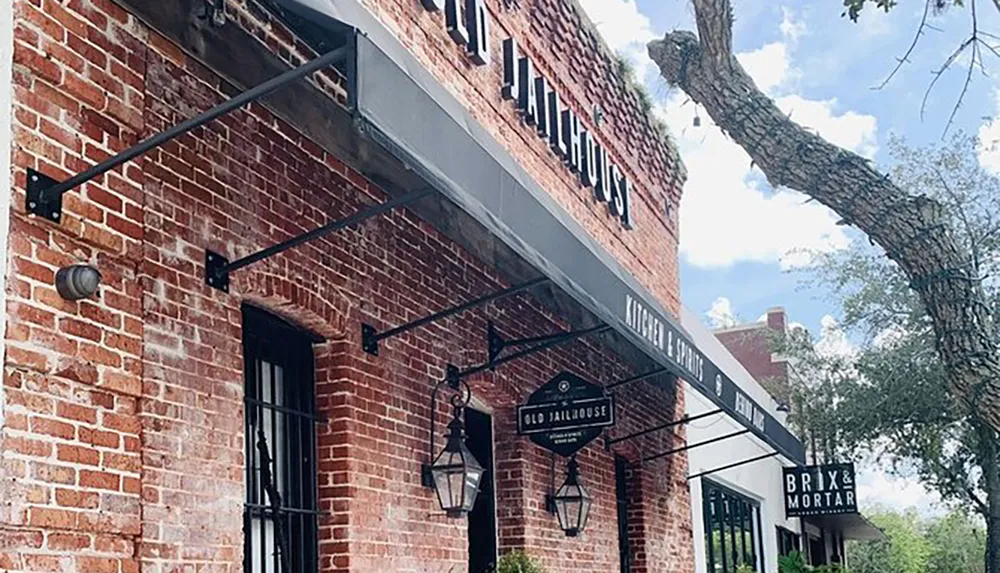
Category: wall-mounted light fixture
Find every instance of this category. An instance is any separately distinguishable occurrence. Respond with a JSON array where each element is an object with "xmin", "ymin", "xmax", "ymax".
[
  {"xmin": 55, "ymin": 264, "xmax": 102, "ymax": 301},
  {"xmin": 551, "ymin": 457, "xmax": 592, "ymax": 537},
  {"xmin": 422, "ymin": 366, "xmax": 485, "ymax": 518}
]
